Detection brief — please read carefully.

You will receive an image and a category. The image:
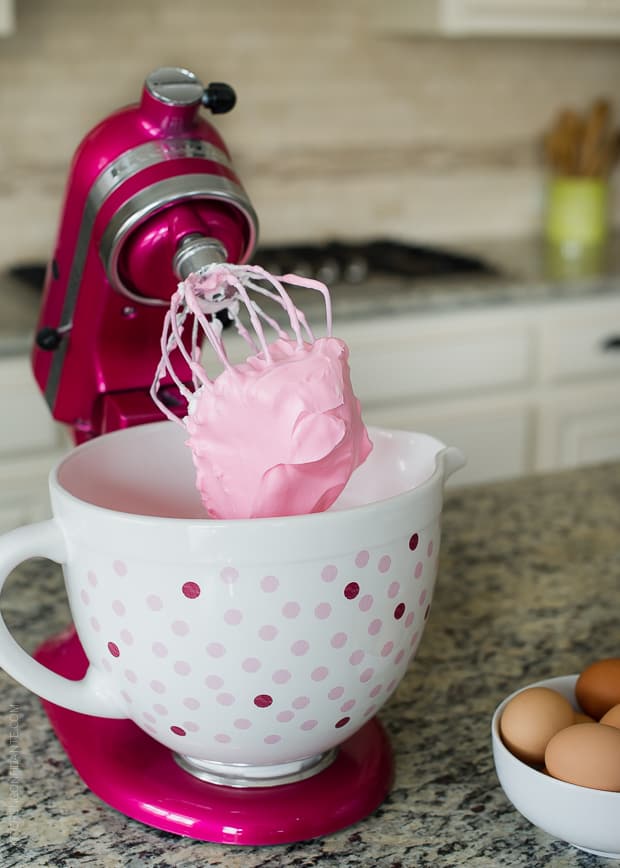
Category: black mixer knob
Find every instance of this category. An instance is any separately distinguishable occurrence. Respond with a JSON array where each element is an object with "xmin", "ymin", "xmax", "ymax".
[{"xmin": 202, "ymin": 82, "xmax": 236, "ymax": 114}]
